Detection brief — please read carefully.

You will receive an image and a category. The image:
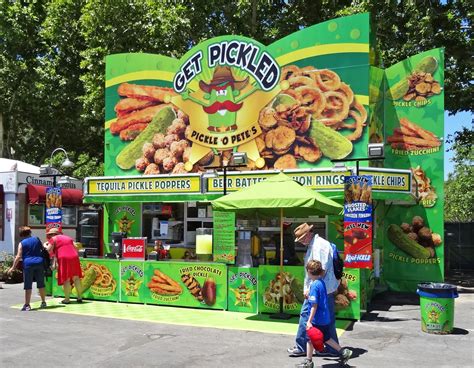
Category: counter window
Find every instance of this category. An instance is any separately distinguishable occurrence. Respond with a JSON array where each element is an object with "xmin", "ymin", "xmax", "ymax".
[
  {"xmin": 62, "ymin": 206, "xmax": 77, "ymax": 227},
  {"xmin": 28, "ymin": 205, "xmax": 45, "ymax": 225}
]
